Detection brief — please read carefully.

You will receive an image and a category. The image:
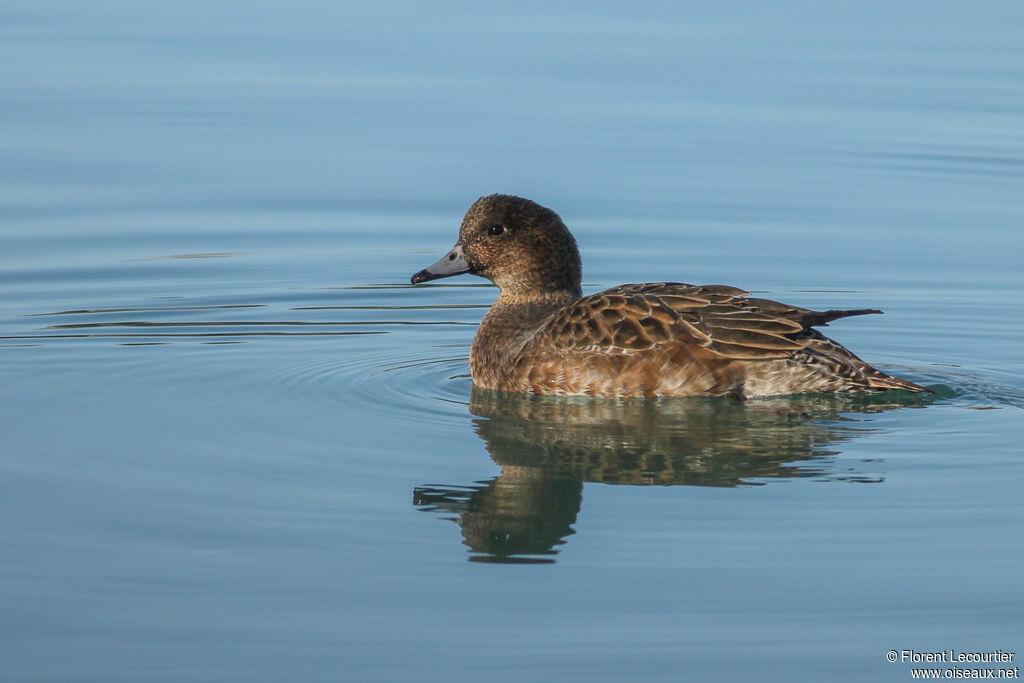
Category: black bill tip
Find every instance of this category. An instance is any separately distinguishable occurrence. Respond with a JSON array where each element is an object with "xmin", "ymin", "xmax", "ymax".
[{"xmin": 410, "ymin": 269, "xmax": 435, "ymax": 285}]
